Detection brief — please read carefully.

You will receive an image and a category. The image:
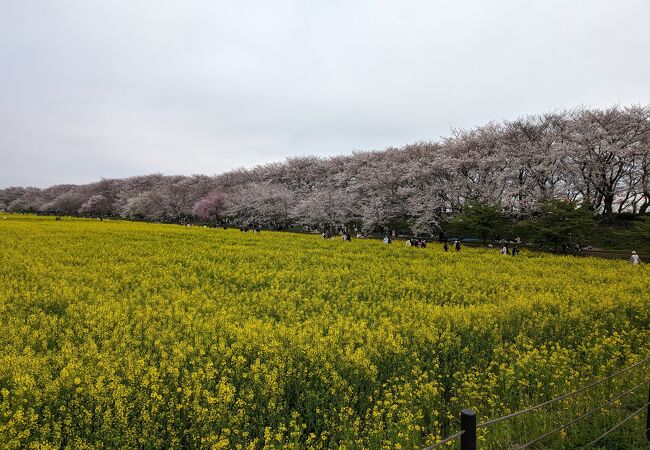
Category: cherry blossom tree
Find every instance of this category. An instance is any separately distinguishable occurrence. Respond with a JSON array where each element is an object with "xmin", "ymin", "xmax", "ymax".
[
  {"xmin": 80, "ymin": 194, "xmax": 112, "ymax": 217},
  {"xmin": 120, "ymin": 191, "xmax": 165, "ymax": 220},
  {"xmin": 563, "ymin": 106, "xmax": 649, "ymax": 214},
  {"xmin": 192, "ymin": 190, "xmax": 226, "ymax": 224},
  {"xmin": 226, "ymin": 182, "xmax": 293, "ymax": 227},
  {"xmin": 52, "ymin": 192, "xmax": 86, "ymax": 215}
]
